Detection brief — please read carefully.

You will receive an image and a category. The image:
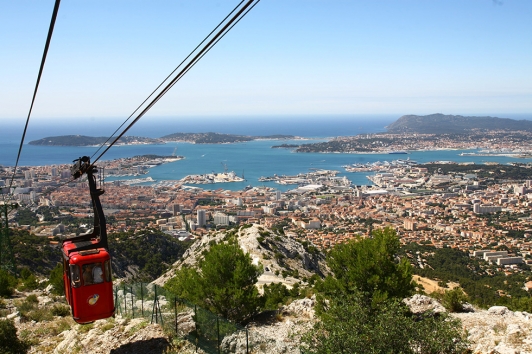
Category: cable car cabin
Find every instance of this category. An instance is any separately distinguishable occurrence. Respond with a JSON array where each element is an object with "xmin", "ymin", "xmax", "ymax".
[
  {"xmin": 62, "ymin": 156, "xmax": 114, "ymax": 324},
  {"xmin": 62, "ymin": 241, "xmax": 114, "ymax": 324}
]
